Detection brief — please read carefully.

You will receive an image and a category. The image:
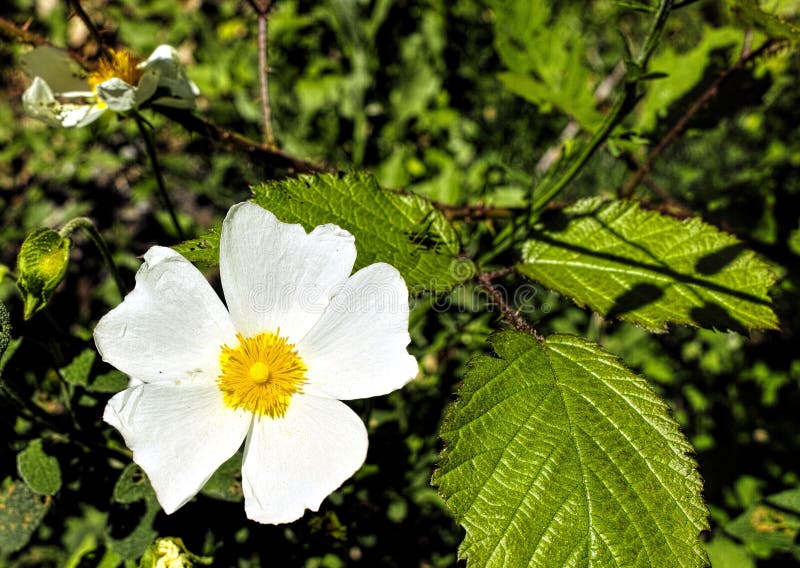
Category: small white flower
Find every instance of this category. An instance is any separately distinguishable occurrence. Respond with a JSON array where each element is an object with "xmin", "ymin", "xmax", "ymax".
[
  {"xmin": 94, "ymin": 203, "xmax": 418, "ymax": 524},
  {"xmin": 21, "ymin": 45, "xmax": 199, "ymax": 128}
]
